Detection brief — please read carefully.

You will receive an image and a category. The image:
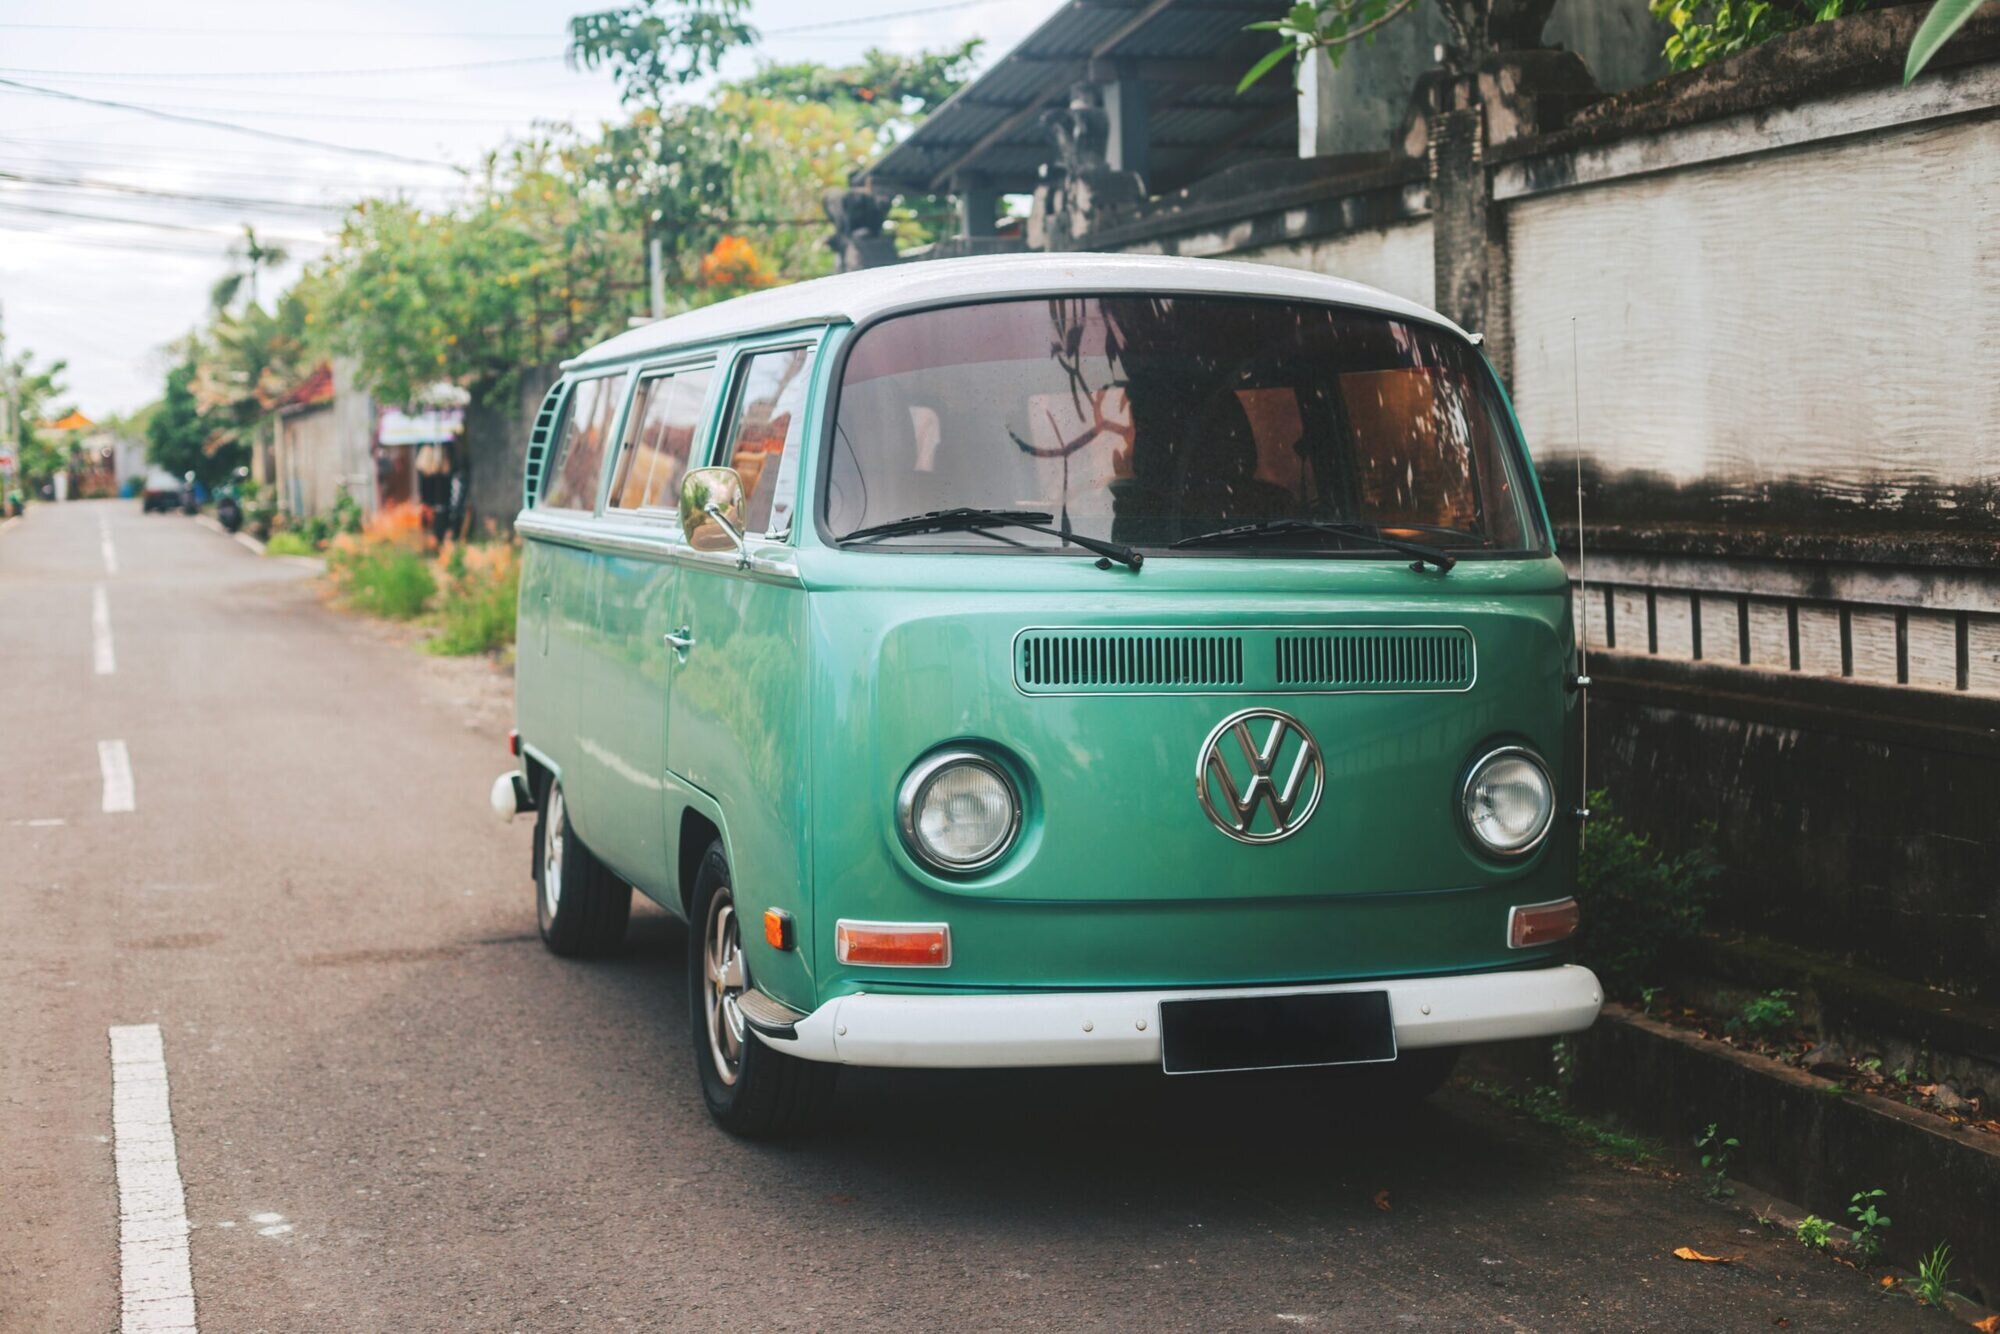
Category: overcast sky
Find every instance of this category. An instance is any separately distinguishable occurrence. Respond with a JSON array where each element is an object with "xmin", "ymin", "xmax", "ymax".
[{"xmin": 0, "ymin": 0, "xmax": 1063, "ymax": 416}]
